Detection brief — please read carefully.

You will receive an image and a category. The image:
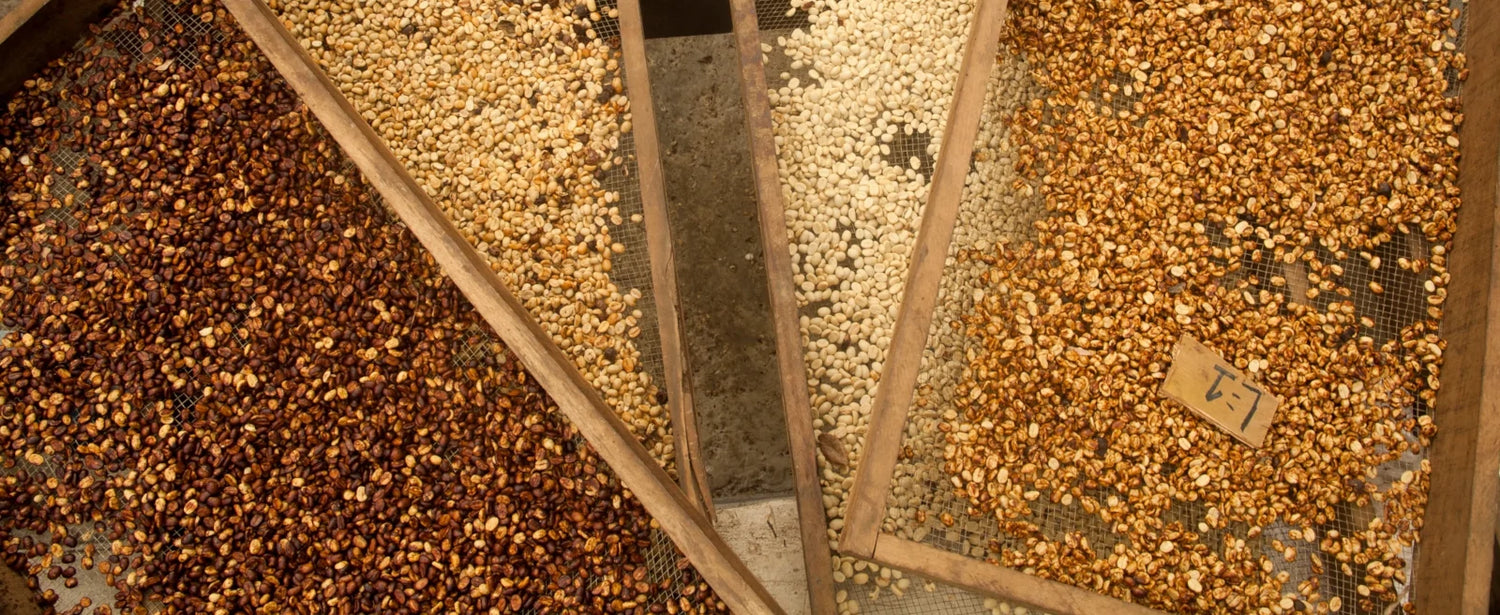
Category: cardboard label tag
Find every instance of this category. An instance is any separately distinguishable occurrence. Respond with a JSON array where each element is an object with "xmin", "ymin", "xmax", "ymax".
[{"xmin": 1159, "ymin": 334, "xmax": 1279, "ymax": 447}]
